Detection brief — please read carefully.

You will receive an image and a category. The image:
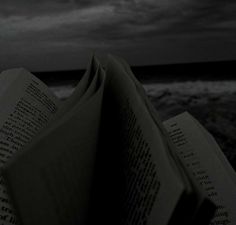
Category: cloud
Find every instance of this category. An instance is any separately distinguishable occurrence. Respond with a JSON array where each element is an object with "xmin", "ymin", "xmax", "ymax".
[
  {"xmin": 0, "ymin": 0, "xmax": 112, "ymax": 17},
  {"xmin": 1, "ymin": 0, "xmax": 236, "ymax": 44},
  {"xmin": 164, "ymin": 0, "xmax": 236, "ymax": 34},
  {"xmin": 0, "ymin": 4, "xmax": 115, "ymax": 44},
  {"xmin": 1, "ymin": 0, "xmax": 236, "ymax": 71}
]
